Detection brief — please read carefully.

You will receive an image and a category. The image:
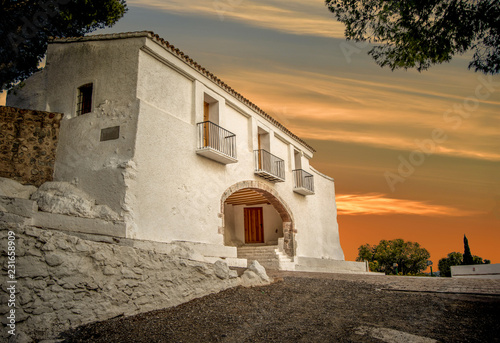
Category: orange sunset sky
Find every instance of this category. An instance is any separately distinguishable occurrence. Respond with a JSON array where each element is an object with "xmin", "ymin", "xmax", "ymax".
[{"xmin": 2, "ymin": 0, "xmax": 499, "ymax": 268}]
